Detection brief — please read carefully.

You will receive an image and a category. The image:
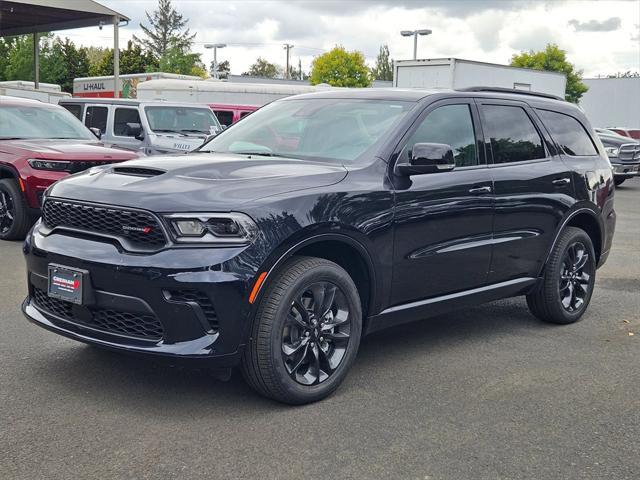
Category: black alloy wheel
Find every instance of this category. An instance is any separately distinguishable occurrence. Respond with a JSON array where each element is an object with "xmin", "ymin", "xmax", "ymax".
[
  {"xmin": 242, "ymin": 256, "xmax": 362, "ymax": 404},
  {"xmin": 527, "ymin": 226, "xmax": 596, "ymax": 324},
  {"xmin": 558, "ymin": 241, "xmax": 593, "ymax": 313},
  {"xmin": 0, "ymin": 189, "xmax": 14, "ymax": 235},
  {"xmin": 282, "ymin": 281, "xmax": 352, "ymax": 386},
  {"xmin": 0, "ymin": 179, "xmax": 31, "ymax": 241}
]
